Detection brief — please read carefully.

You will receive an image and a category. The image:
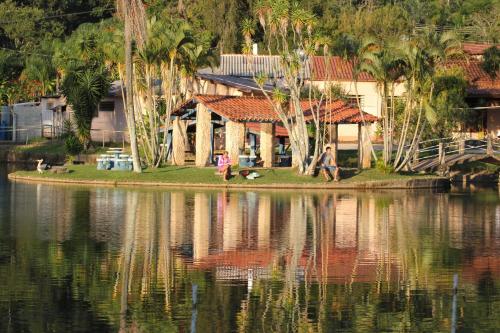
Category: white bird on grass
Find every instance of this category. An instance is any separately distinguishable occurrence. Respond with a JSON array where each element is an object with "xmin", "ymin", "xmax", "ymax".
[{"xmin": 36, "ymin": 159, "xmax": 47, "ymax": 174}]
